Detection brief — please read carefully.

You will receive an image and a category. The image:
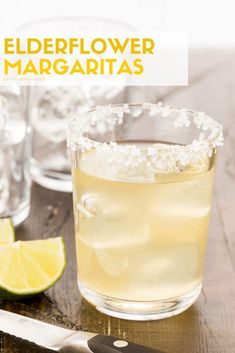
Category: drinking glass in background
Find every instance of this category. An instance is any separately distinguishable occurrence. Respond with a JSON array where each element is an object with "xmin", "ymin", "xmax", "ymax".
[
  {"xmin": 67, "ymin": 103, "xmax": 223, "ymax": 320},
  {"xmin": 0, "ymin": 87, "xmax": 31, "ymax": 226},
  {"xmin": 18, "ymin": 17, "xmax": 134, "ymax": 192}
]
